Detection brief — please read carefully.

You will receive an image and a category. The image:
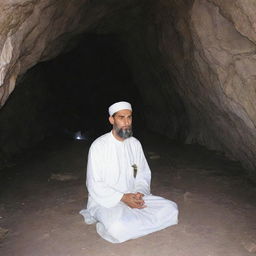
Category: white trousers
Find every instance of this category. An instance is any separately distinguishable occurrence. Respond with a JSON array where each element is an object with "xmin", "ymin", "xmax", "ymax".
[{"xmin": 80, "ymin": 195, "xmax": 178, "ymax": 243}]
